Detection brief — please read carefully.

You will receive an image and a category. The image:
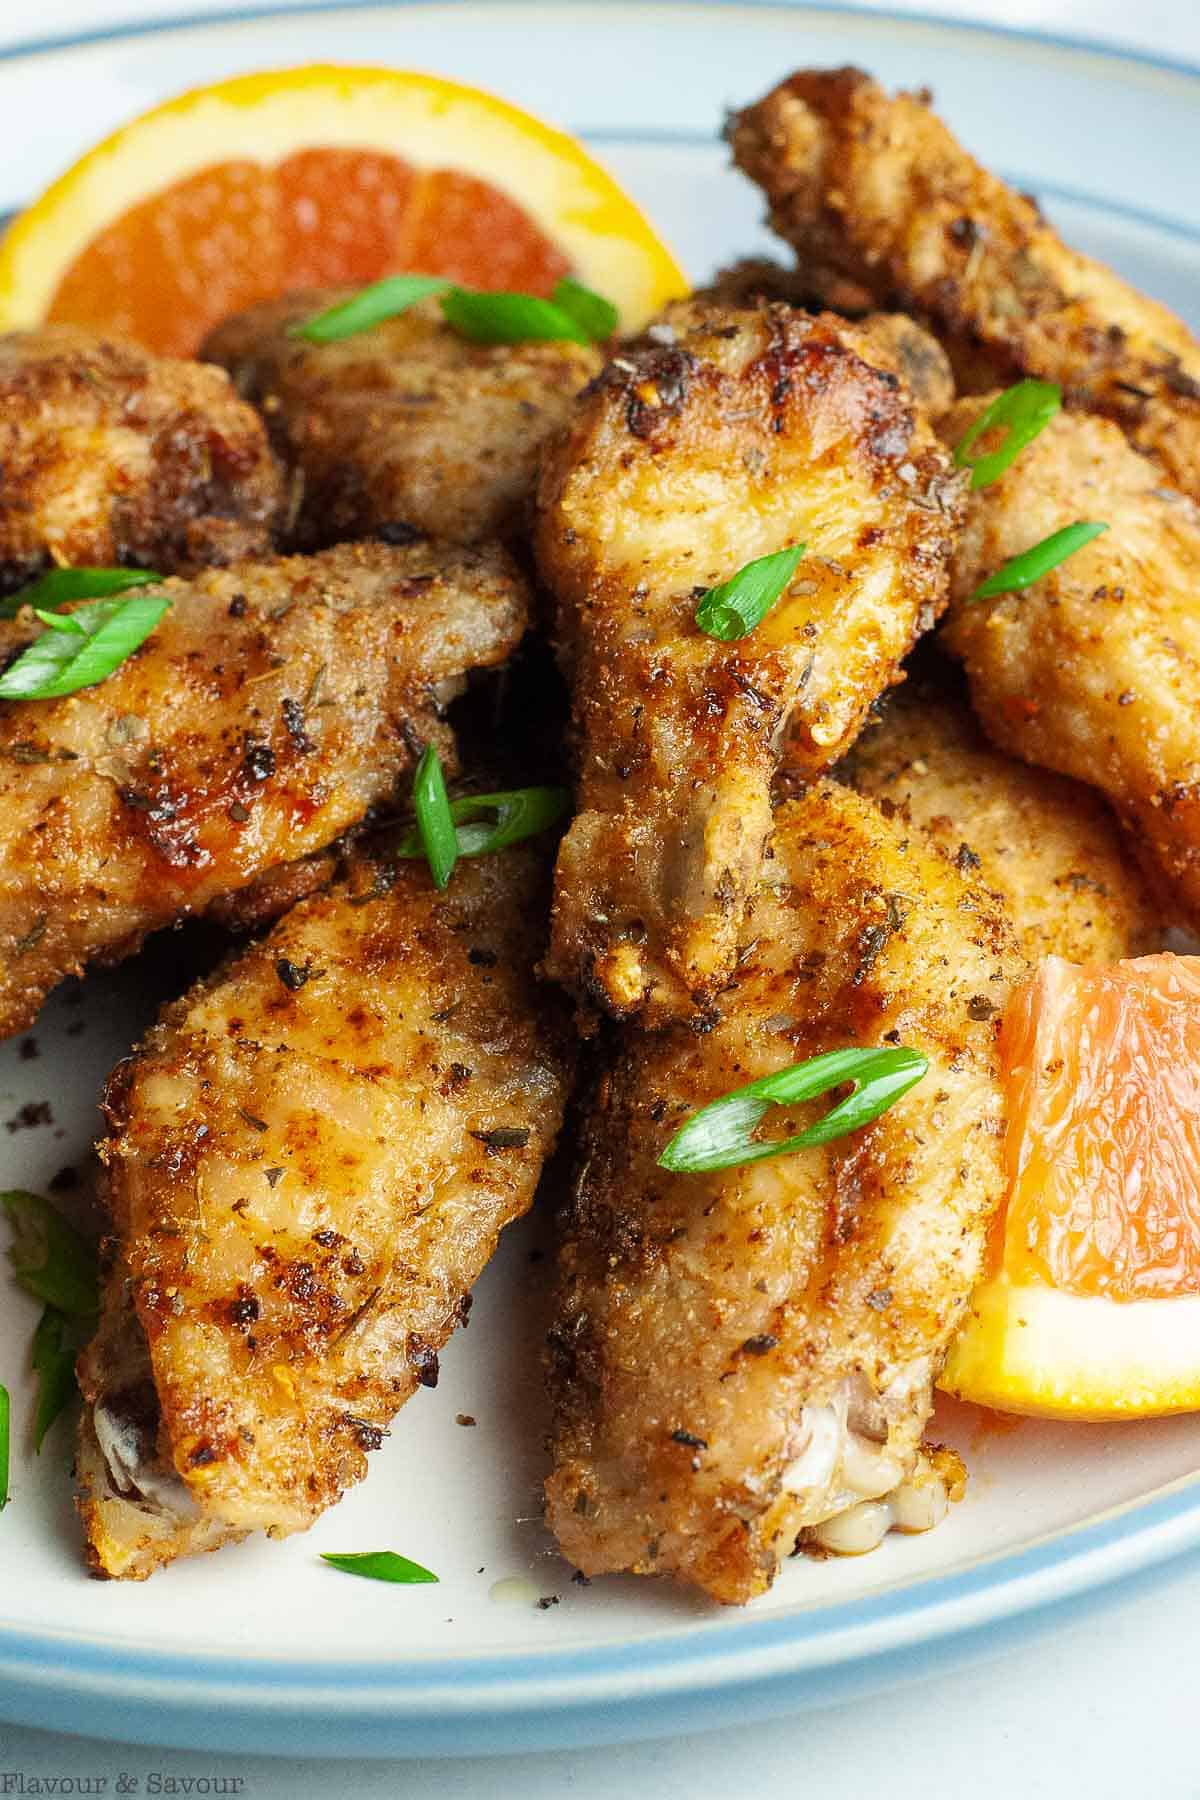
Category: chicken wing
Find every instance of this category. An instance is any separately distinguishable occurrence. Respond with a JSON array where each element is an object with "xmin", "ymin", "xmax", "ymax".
[
  {"xmin": 545, "ymin": 780, "xmax": 1020, "ymax": 1604},
  {"xmin": 0, "ymin": 536, "xmax": 527, "ymax": 1037},
  {"xmin": 0, "ymin": 326, "xmax": 285, "ymax": 592},
  {"xmin": 729, "ymin": 68, "xmax": 1200, "ymax": 501},
  {"xmin": 204, "ymin": 292, "xmax": 602, "ymax": 547},
  {"xmin": 78, "ymin": 844, "xmax": 574, "ymax": 1579},
  {"xmin": 679, "ymin": 275, "xmax": 957, "ymax": 416},
  {"xmin": 937, "ymin": 397, "xmax": 1200, "ymax": 921},
  {"xmin": 841, "ymin": 677, "xmax": 1164, "ymax": 963},
  {"xmin": 535, "ymin": 299, "xmax": 964, "ymax": 1025}
]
